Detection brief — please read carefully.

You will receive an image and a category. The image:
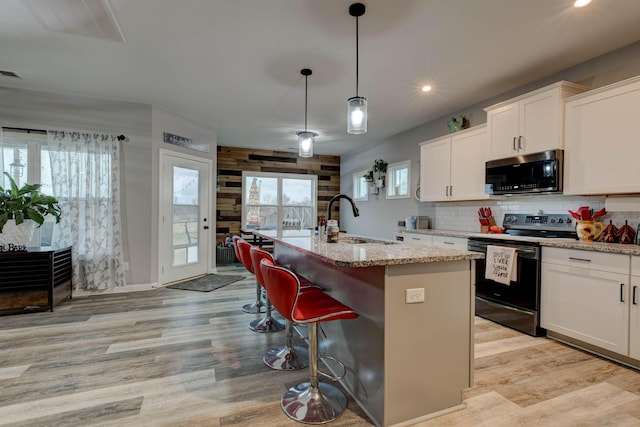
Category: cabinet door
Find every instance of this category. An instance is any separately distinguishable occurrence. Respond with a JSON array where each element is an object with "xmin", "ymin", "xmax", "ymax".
[
  {"xmin": 487, "ymin": 102, "xmax": 518, "ymax": 159},
  {"xmin": 519, "ymin": 89, "xmax": 561, "ymax": 154},
  {"xmin": 450, "ymin": 126, "xmax": 489, "ymax": 201},
  {"xmin": 564, "ymin": 77, "xmax": 640, "ymax": 195},
  {"xmin": 541, "ymin": 262, "xmax": 629, "ymax": 354},
  {"xmin": 419, "ymin": 137, "xmax": 451, "ymax": 201},
  {"xmin": 631, "ymin": 256, "xmax": 640, "ymax": 360}
]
